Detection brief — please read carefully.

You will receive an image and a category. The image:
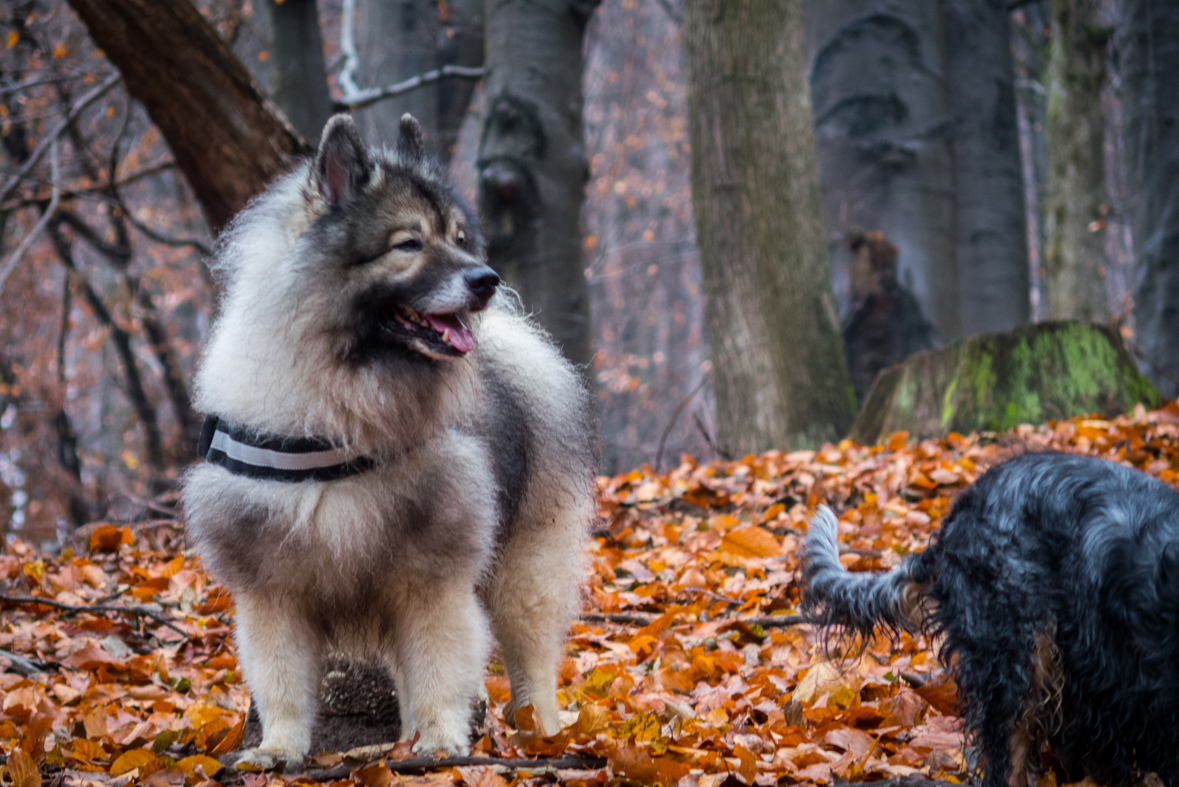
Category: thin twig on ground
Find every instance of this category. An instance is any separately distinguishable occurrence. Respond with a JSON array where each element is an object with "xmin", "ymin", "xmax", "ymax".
[
  {"xmin": 580, "ymin": 612, "xmax": 659, "ymax": 626},
  {"xmin": 299, "ymin": 755, "xmax": 607, "ymax": 782},
  {"xmin": 0, "ymin": 647, "xmax": 57, "ymax": 676},
  {"xmin": 679, "ymin": 586, "xmax": 743, "ymax": 606},
  {"xmin": 0, "ymin": 594, "xmax": 189, "ymax": 638},
  {"xmin": 580, "ymin": 611, "xmax": 814, "ymax": 628}
]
